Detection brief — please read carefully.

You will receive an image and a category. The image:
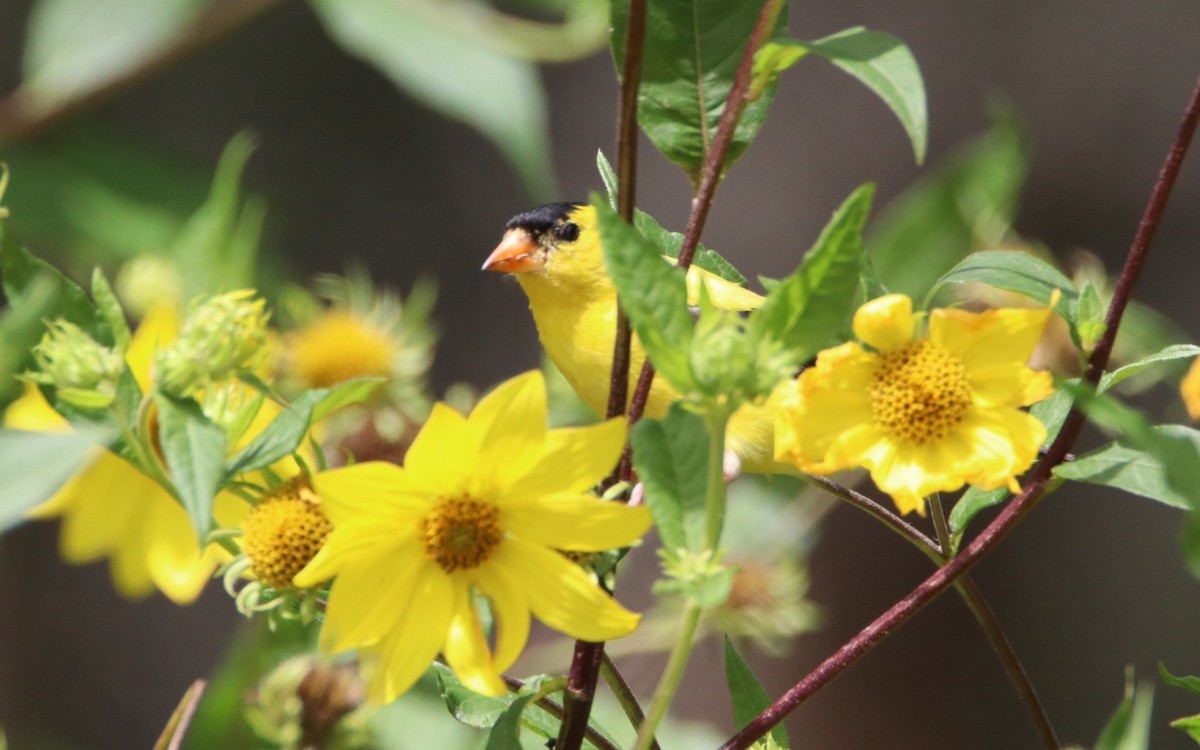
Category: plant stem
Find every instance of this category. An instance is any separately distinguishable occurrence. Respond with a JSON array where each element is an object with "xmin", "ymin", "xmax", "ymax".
[
  {"xmin": 634, "ymin": 601, "xmax": 704, "ymax": 750},
  {"xmin": 600, "ymin": 652, "xmax": 661, "ymax": 750},
  {"xmin": 704, "ymin": 410, "xmax": 730, "ymax": 548},
  {"xmin": 717, "ymin": 71, "xmax": 1200, "ymax": 750},
  {"xmin": 927, "ymin": 494, "xmax": 953, "ymax": 557},
  {"xmin": 560, "ymin": 2, "xmax": 648, "ymax": 748},
  {"xmin": 501, "ymin": 674, "xmax": 620, "ymax": 750}
]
